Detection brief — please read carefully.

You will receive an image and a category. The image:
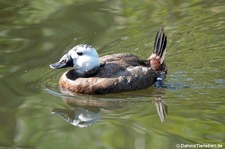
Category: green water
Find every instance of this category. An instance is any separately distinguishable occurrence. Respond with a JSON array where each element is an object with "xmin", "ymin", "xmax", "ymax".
[{"xmin": 0, "ymin": 0, "xmax": 224, "ymax": 149}]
